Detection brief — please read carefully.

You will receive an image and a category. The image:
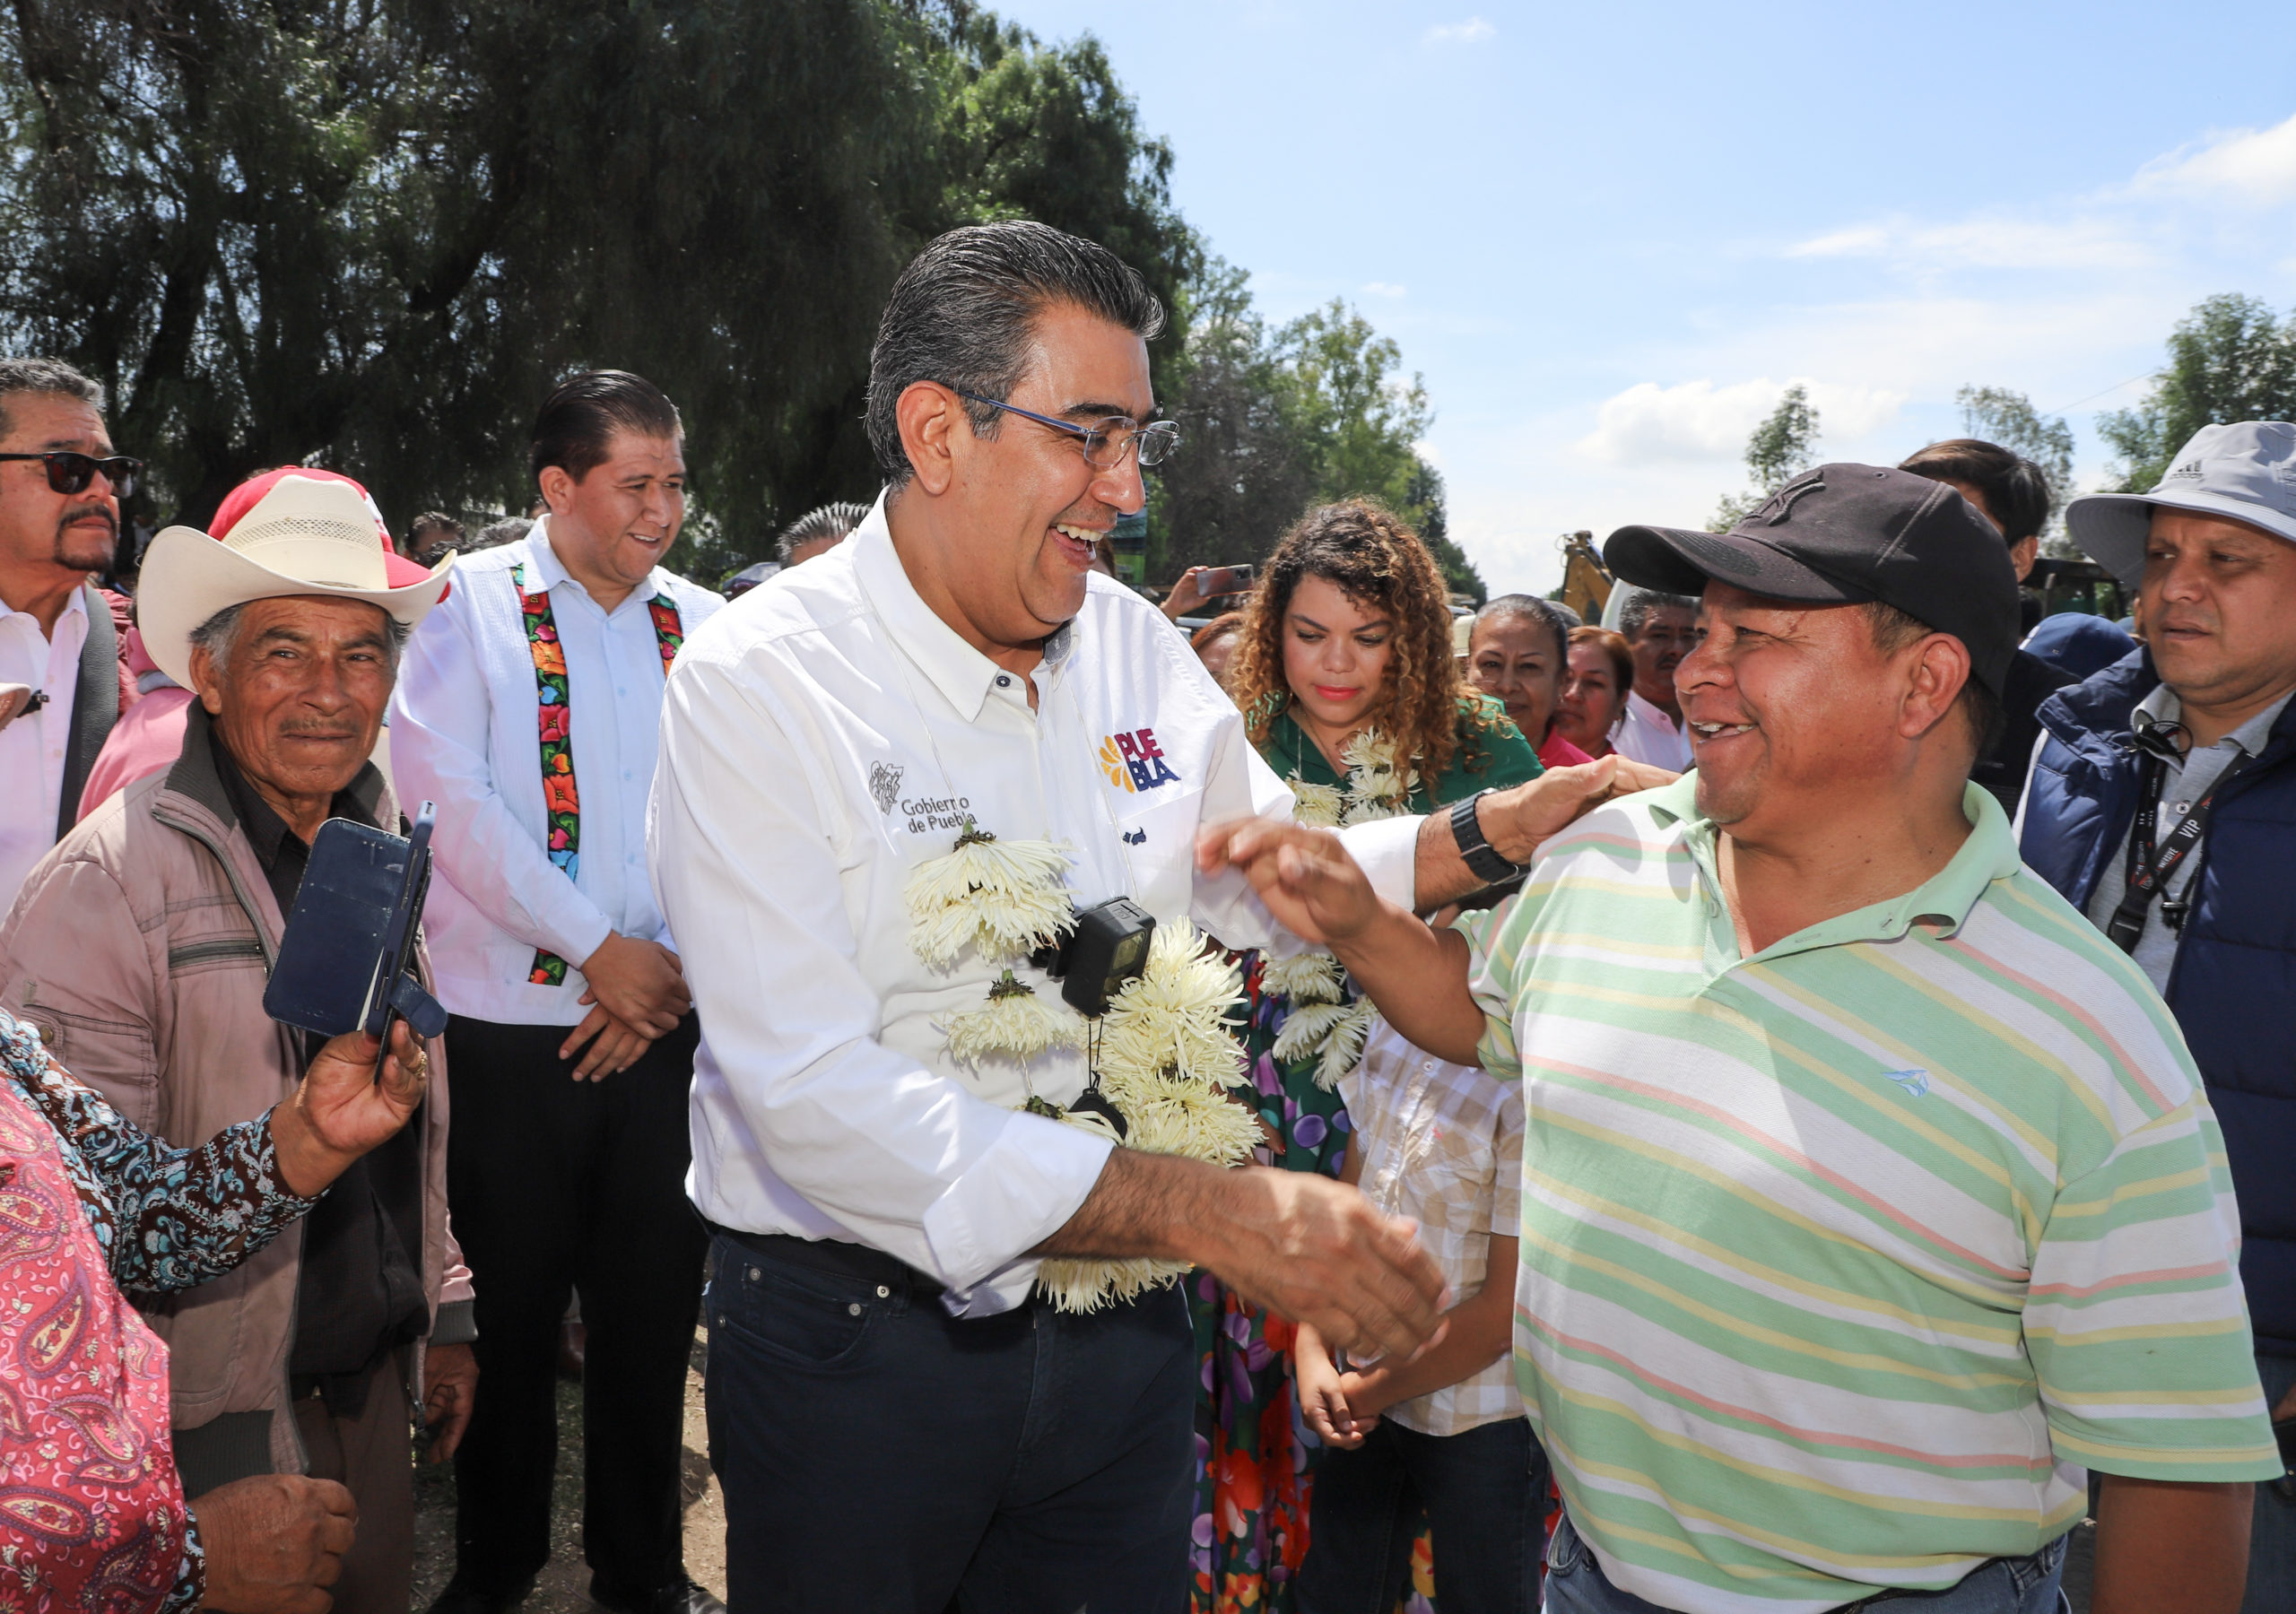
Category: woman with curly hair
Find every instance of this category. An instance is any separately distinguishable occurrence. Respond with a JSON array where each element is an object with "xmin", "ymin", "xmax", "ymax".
[{"xmin": 1188, "ymin": 499, "xmax": 1541, "ymax": 1614}]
